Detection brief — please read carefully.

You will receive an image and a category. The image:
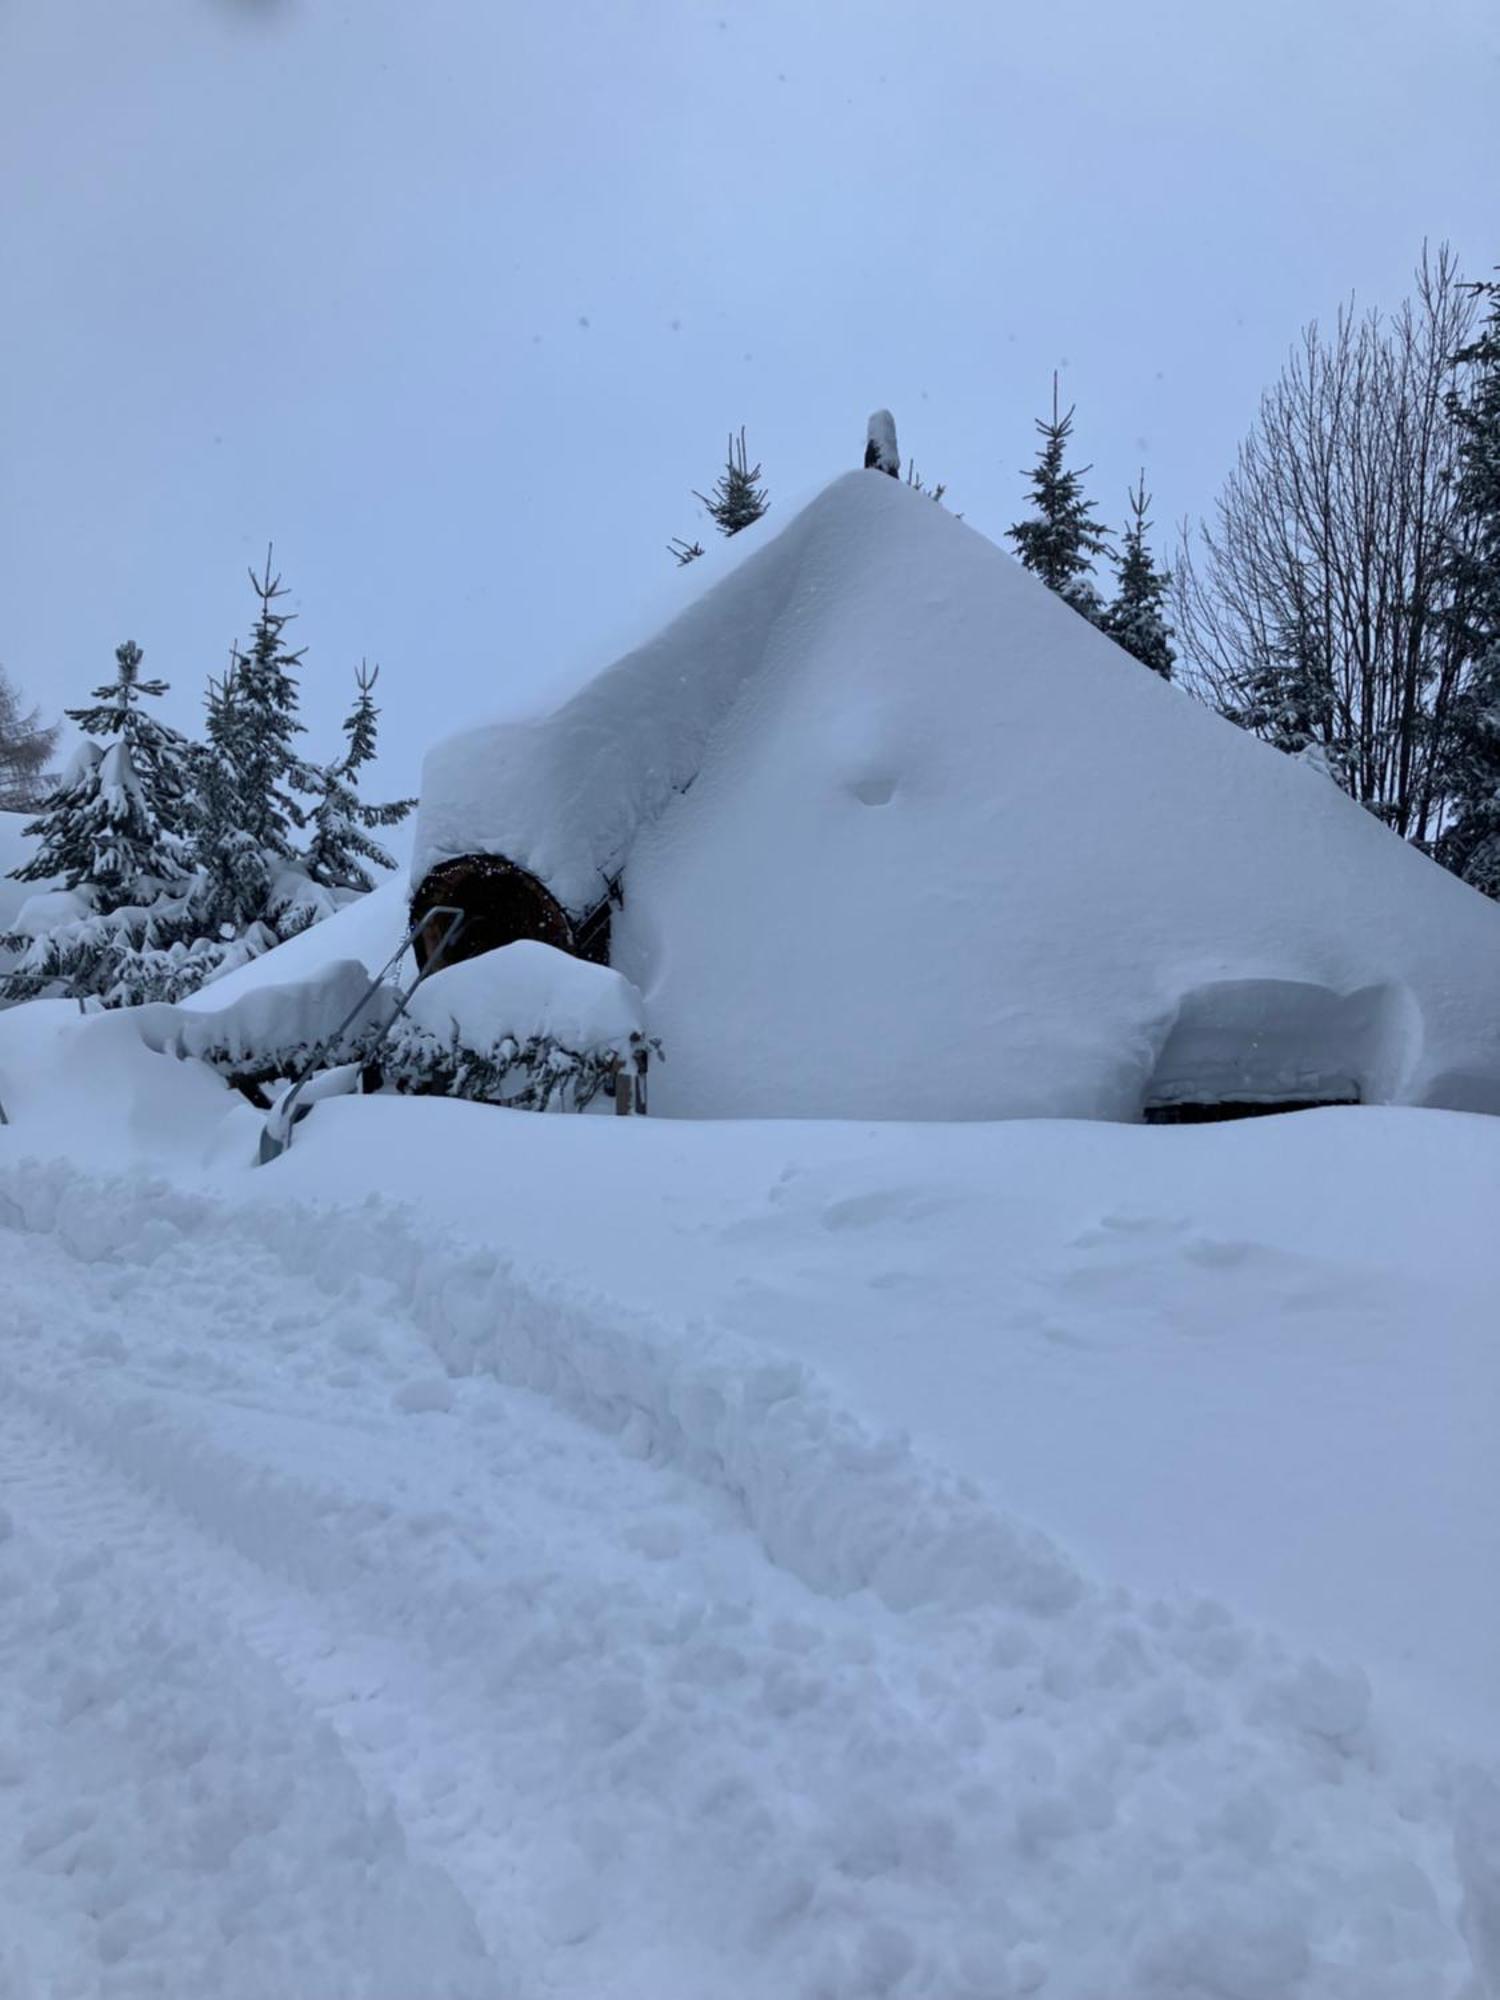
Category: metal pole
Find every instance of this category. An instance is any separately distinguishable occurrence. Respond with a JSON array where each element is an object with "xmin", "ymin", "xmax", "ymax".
[{"xmin": 258, "ymin": 905, "xmax": 465, "ymax": 1164}]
